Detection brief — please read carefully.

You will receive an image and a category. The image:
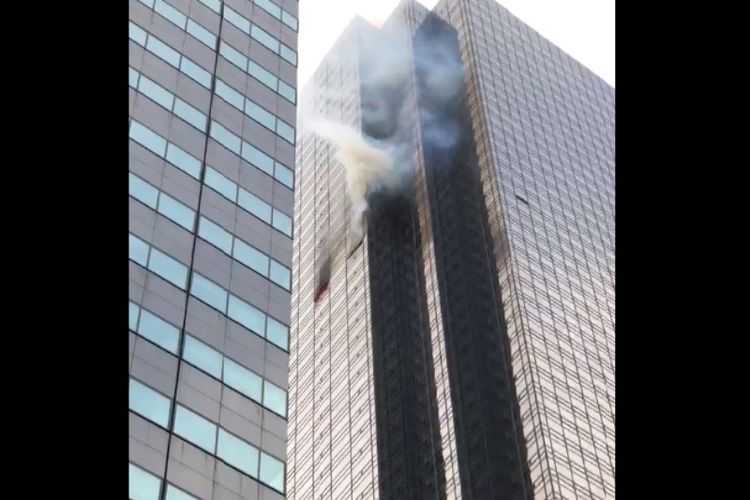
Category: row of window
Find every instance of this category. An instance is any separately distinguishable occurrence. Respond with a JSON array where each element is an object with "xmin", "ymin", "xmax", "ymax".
[
  {"xmin": 129, "ymin": 172, "xmax": 196, "ymax": 232},
  {"xmin": 198, "ymin": 215, "xmax": 291, "ymax": 290},
  {"xmin": 190, "ymin": 271, "xmax": 289, "ymax": 350},
  {"xmin": 129, "ymin": 117, "xmax": 293, "ymax": 237},
  {"xmin": 196, "ymin": 0, "xmax": 298, "ymax": 32},
  {"xmin": 209, "ymin": 118, "xmax": 294, "ymax": 191},
  {"xmin": 129, "ymin": 167, "xmax": 291, "ymax": 290},
  {"xmin": 136, "ymin": 0, "xmax": 217, "ymax": 49},
  {"xmin": 129, "ymin": 463, "xmax": 198, "ymax": 500},
  {"xmin": 129, "ymin": 21, "xmax": 212, "ymax": 89},
  {"xmin": 218, "ymin": 40, "xmax": 295, "ymax": 103},
  {"xmin": 215, "ymin": 77, "xmax": 295, "ymax": 144},
  {"xmin": 129, "ymin": 68, "xmax": 207, "ymax": 132},
  {"xmin": 204, "ymin": 164, "xmax": 293, "ymax": 236},
  {"xmin": 129, "ymin": 379, "xmax": 285, "ymax": 493},
  {"xmin": 128, "ymin": 233, "xmax": 289, "ymax": 351},
  {"xmin": 129, "ymin": 302, "xmax": 288, "ymax": 417},
  {"xmin": 222, "ymin": 5, "xmax": 296, "ymax": 65}
]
